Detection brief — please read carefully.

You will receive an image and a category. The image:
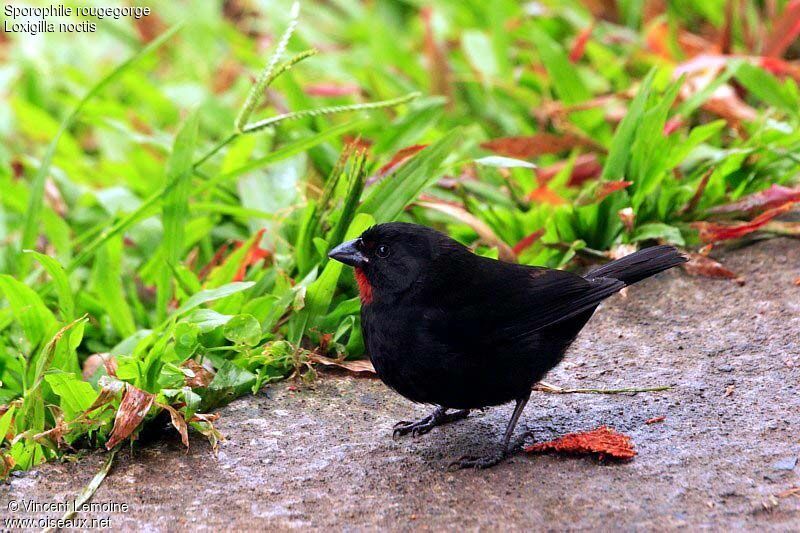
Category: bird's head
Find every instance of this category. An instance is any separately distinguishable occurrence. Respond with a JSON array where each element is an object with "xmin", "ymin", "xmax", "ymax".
[{"xmin": 328, "ymin": 222, "xmax": 463, "ymax": 304}]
